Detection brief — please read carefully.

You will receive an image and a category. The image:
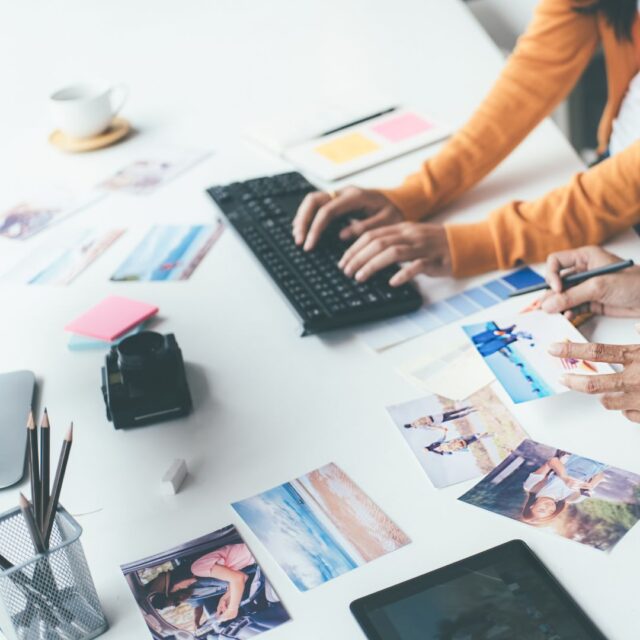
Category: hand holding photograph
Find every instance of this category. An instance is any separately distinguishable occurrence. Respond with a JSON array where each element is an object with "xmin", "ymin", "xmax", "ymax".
[
  {"xmin": 460, "ymin": 439, "xmax": 640, "ymax": 552},
  {"xmin": 121, "ymin": 525, "xmax": 289, "ymax": 639},
  {"xmin": 233, "ymin": 463, "xmax": 410, "ymax": 591},
  {"xmin": 462, "ymin": 311, "xmax": 612, "ymax": 403},
  {"xmin": 387, "ymin": 385, "xmax": 528, "ymax": 488}
]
